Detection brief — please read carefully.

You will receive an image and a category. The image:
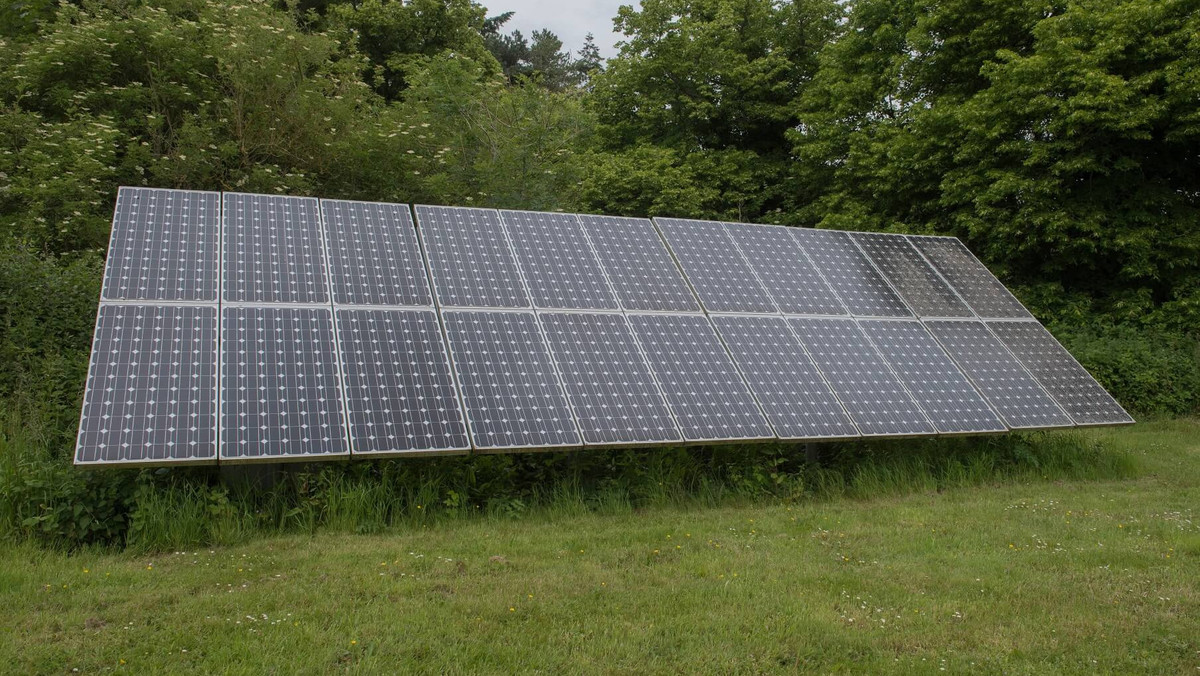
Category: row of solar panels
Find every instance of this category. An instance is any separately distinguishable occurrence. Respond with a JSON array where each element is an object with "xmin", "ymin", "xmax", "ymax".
[{"xmin": 76, "ymin": 188, "xmax": 1131, "ymax": 466}]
